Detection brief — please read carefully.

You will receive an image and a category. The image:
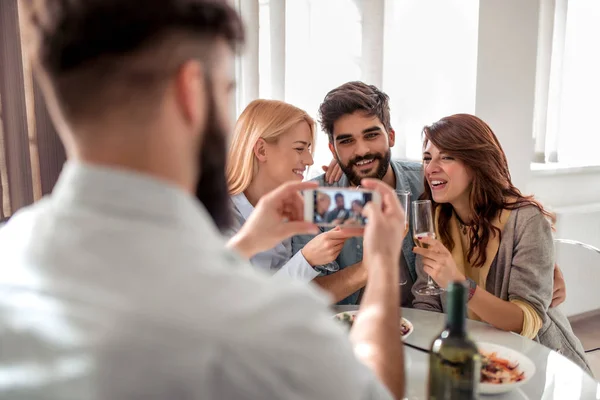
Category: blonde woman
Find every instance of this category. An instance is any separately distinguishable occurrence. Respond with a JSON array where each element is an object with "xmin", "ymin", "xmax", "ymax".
[{"xmin": 226, "ymin": 99, "xmax": 356, "ymax": 282}]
